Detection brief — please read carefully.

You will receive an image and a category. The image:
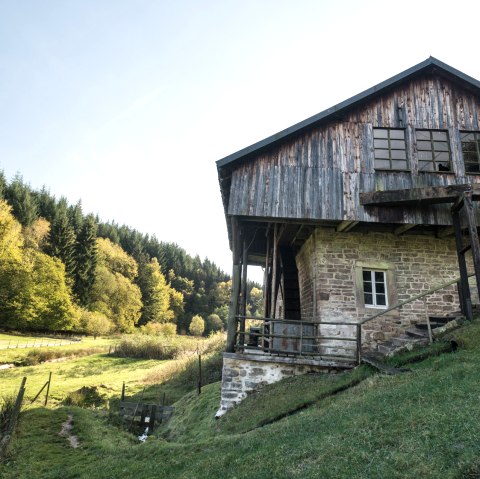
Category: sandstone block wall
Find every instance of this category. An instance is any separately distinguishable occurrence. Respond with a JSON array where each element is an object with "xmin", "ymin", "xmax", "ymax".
[{"xmin": 296, "ymin": 227, "xmax": 466, "ymax": 350}]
